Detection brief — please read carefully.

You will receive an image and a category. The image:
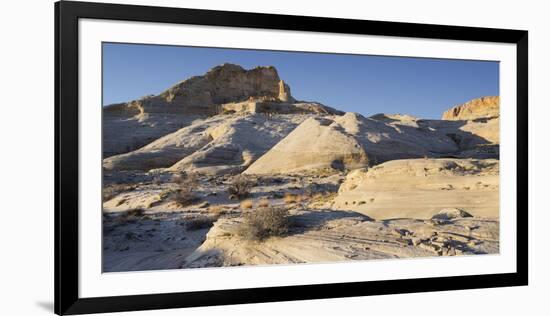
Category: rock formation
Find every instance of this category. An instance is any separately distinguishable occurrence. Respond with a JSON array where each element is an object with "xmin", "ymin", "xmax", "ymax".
[
  {"xmin": 244, "ymin": 117, "xmax": 369, "ymax": 174},
  {"xmin": 277, "ymin": 79, "xmax": 293, "ymax": 102},
  {"xmin": 180, "ymin": 210, "xmax": 498, "ymax": 268},
  {"xmin": 166, "ymin": 115, "xmax": 309, "ymax": 175},
  {"xmin": 441, "ymin": 96, "xmax": 499, "ymax": 120},
  {"xmin": 103, "ymin": 64, "xmax": 340, "ymax": 157},
  {"xmin": 103, "ymin": 114, "xmax": 310, "ymax": 173},
  {"xmin": 105, "ymin": 64, "xmax": 285, "ymax": 116},
  {"xmin": 332, "ymin": 158, "xmax": 499, "ymax": 219},
  {"xmin": 244, "ymin": 112, "xmax": 480, "ymax": 175}
]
